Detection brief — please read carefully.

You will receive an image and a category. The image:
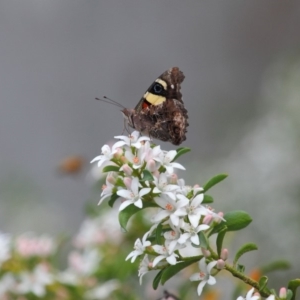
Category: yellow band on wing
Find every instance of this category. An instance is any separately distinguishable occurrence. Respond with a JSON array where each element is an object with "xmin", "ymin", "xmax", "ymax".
[{"xmin": 143, "ymin": 92, "xmax": 166, "ymax": 105}]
